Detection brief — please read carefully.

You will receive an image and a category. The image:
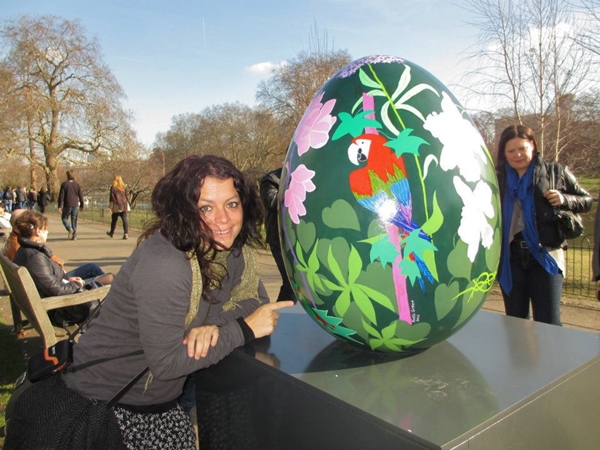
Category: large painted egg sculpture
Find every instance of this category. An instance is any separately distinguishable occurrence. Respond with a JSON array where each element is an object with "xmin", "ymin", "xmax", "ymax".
[{"xmin": 278, "ymin": 55, "xmax": 502, "ymax": 353}]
